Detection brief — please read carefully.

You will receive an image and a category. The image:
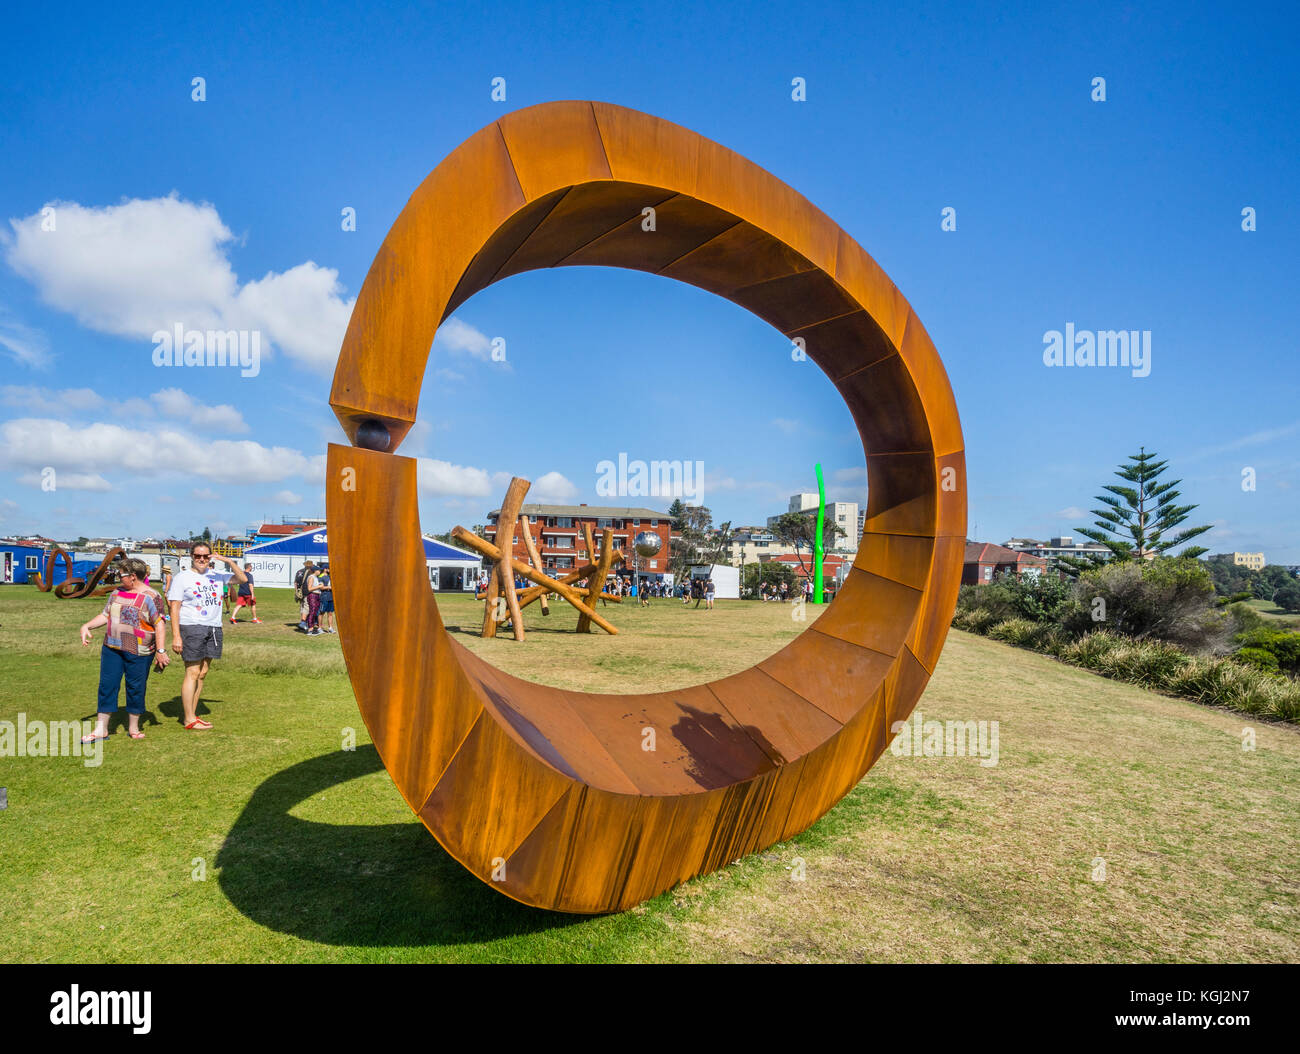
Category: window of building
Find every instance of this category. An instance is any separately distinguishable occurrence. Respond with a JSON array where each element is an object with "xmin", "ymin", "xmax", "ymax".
[
  {"xmin": 983, "ymin": 566, "xmax": 992, "ymax": 581},
  {"xmin": 649, "ymin": 560, "xmax": 657, "ymax": 568},
  {"xmin": 556, "ymin": 557, "xmax": 573, "ymax": 569},
  {"xmin": 650, "ymin": 519, "xmax": 657, "ymax": 527},
  {"xmin": 633, "ymin": 518, "xmax": 640, "ymax": 527},
  {"xmin": 26, "ymin": 555, "xmax": 38, "ymax": 570},
  {"xmin": 555, "ymin": 516, "xmax": 572, "ymax": 528},
  {"xmin": 597, "ymin": 517, "xmax": 612, "ymax": 528}
]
